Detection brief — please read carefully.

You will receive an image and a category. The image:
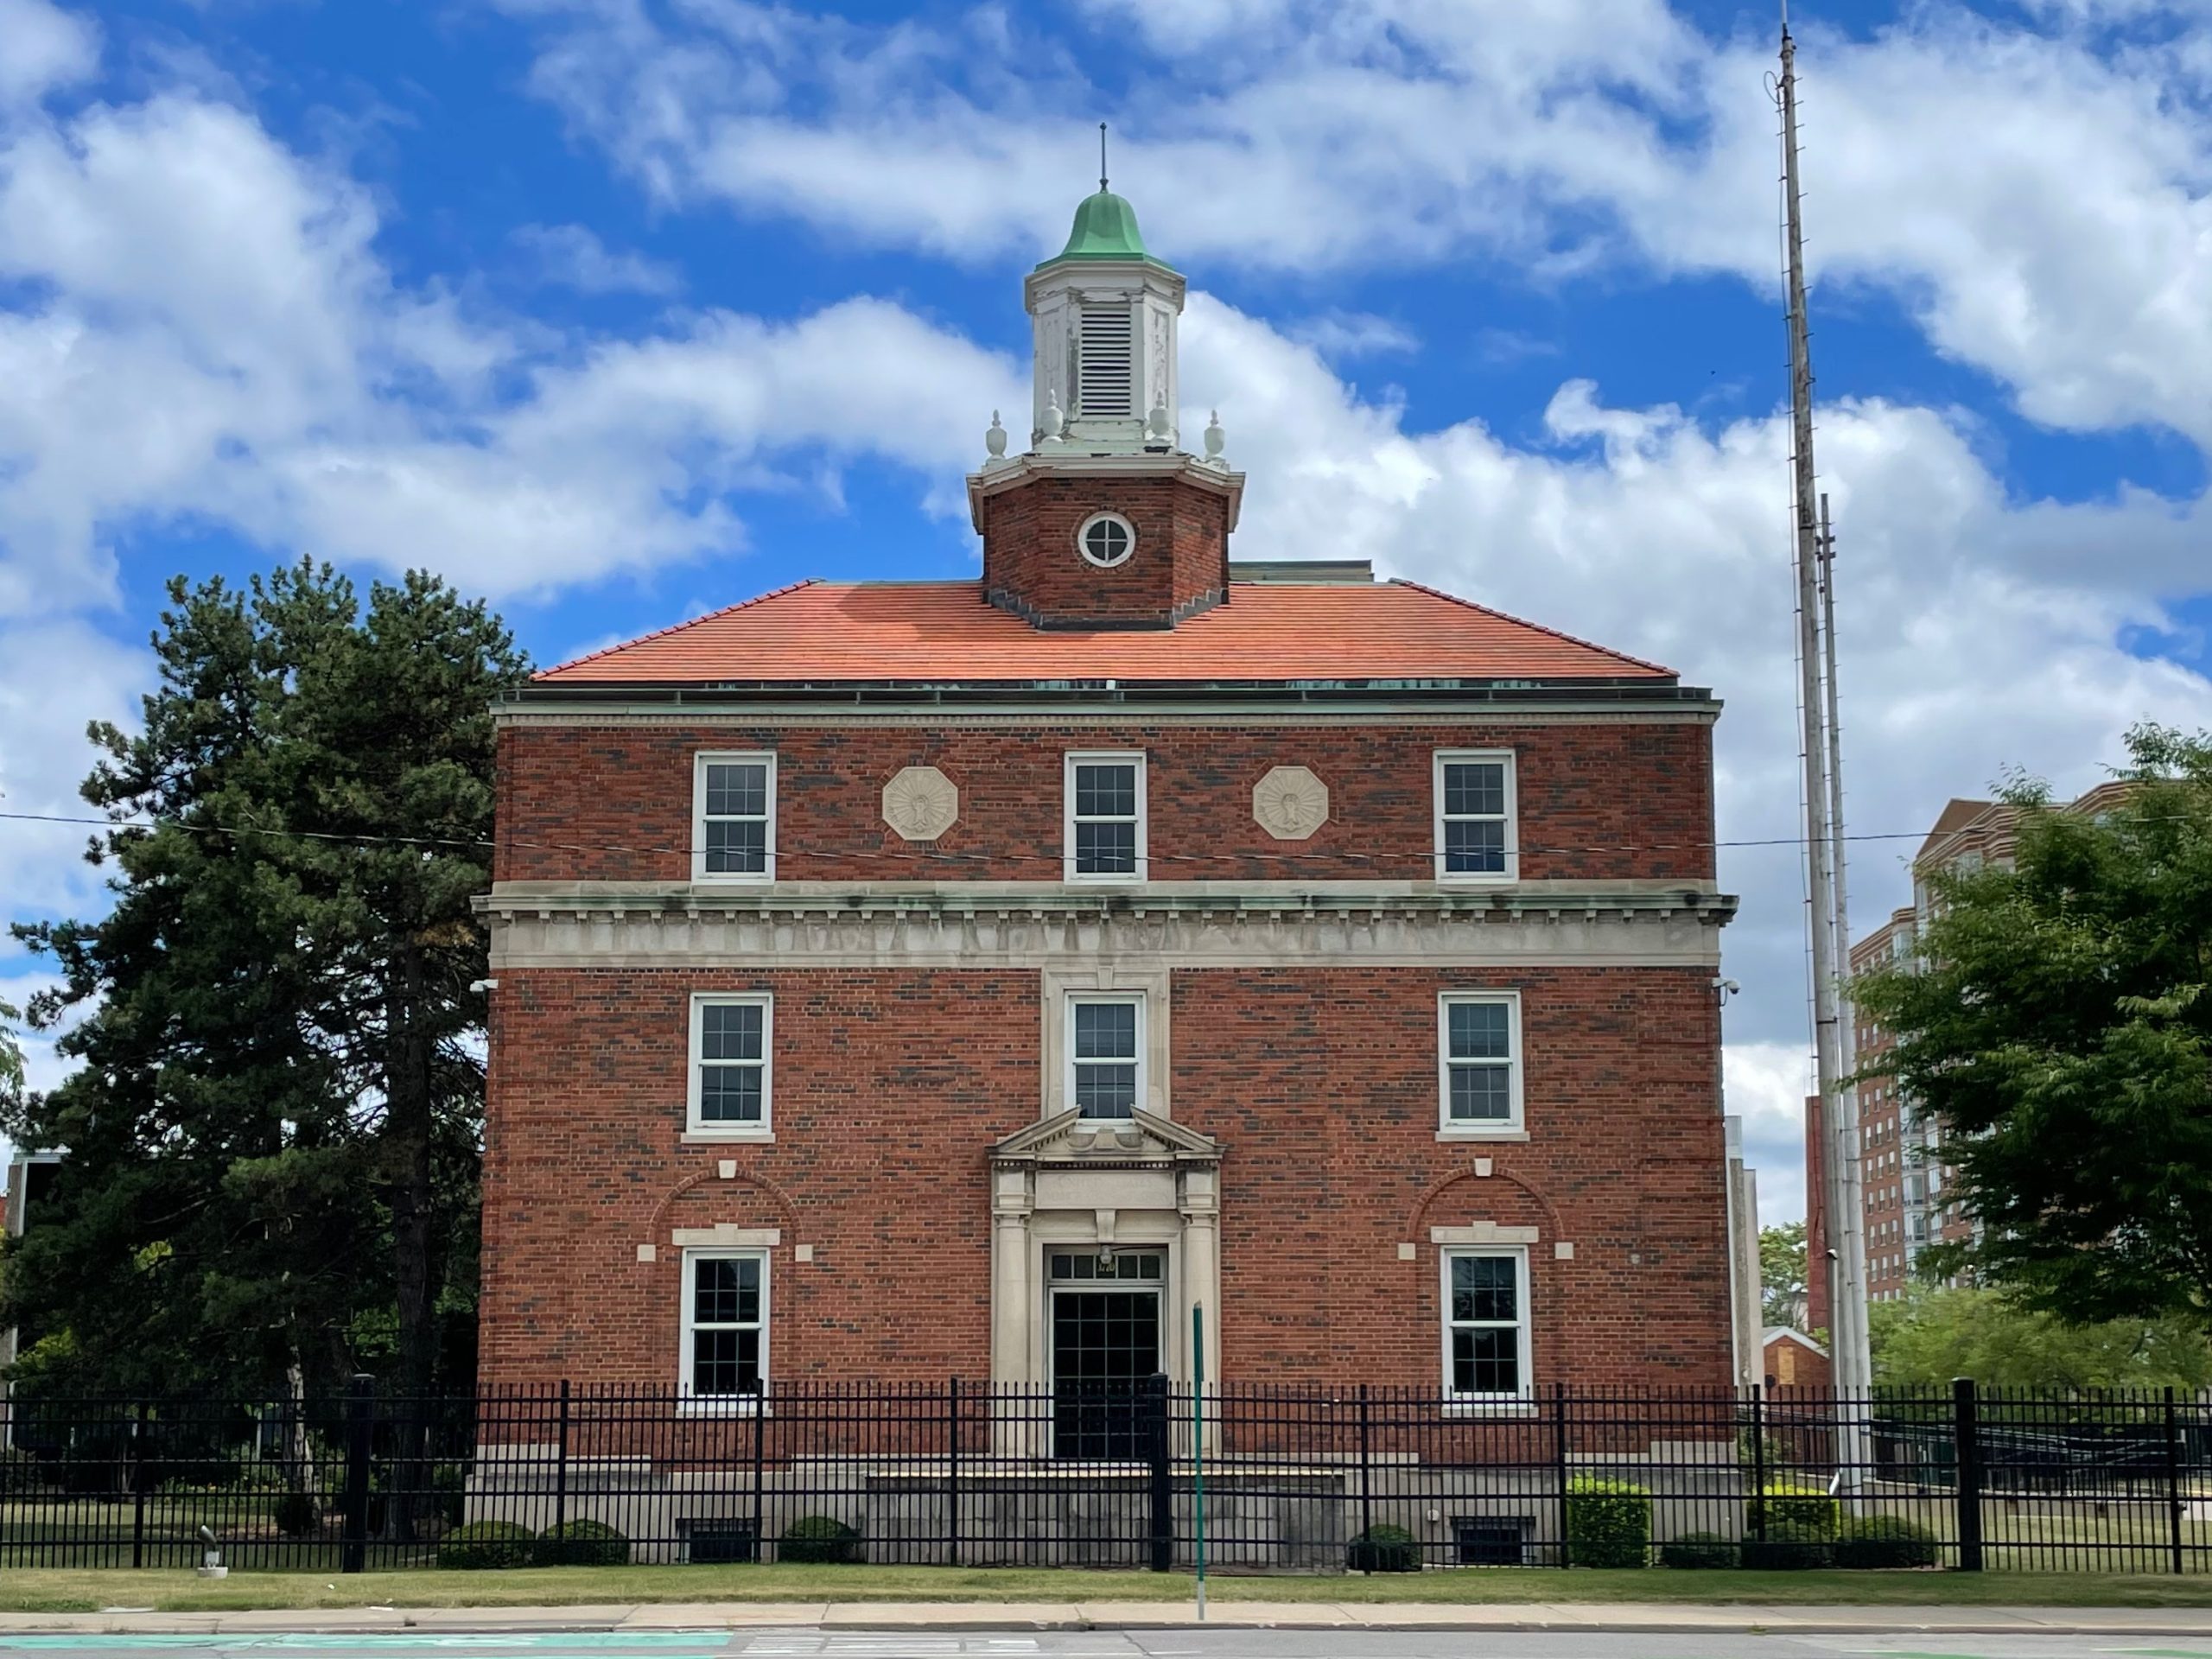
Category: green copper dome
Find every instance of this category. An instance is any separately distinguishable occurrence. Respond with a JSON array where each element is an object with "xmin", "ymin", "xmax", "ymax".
[{"xmin": 1038, "ymin": 188, "xmax": 1172, "ymax": 267}]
